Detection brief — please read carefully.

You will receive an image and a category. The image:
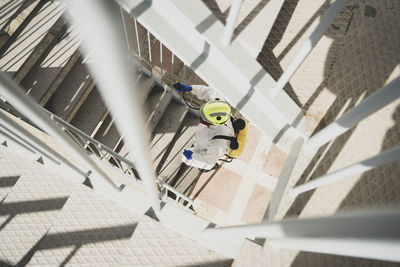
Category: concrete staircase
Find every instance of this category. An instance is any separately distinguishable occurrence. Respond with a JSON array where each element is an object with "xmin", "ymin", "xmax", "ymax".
[{"xmin": 0, "ymin": 0, "xmax": 204, "ymax": 207}]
